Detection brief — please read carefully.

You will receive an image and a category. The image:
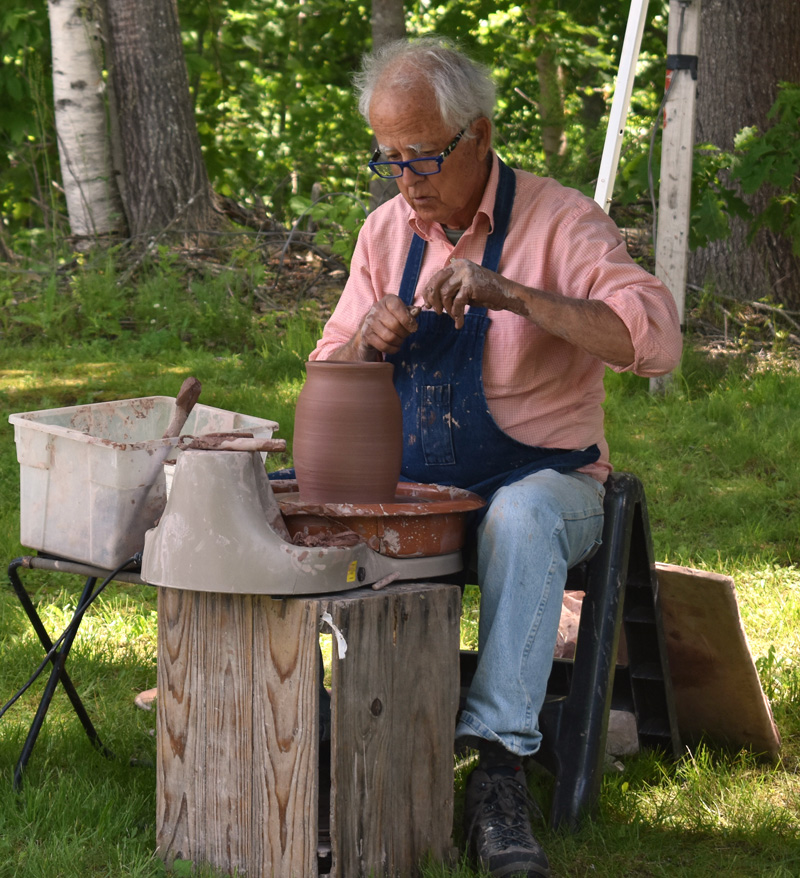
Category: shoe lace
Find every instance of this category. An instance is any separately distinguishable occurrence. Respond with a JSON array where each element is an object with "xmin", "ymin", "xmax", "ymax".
[{"xmin": 467, "ymin": 774, "xmax": 543, "ymax": 850}]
